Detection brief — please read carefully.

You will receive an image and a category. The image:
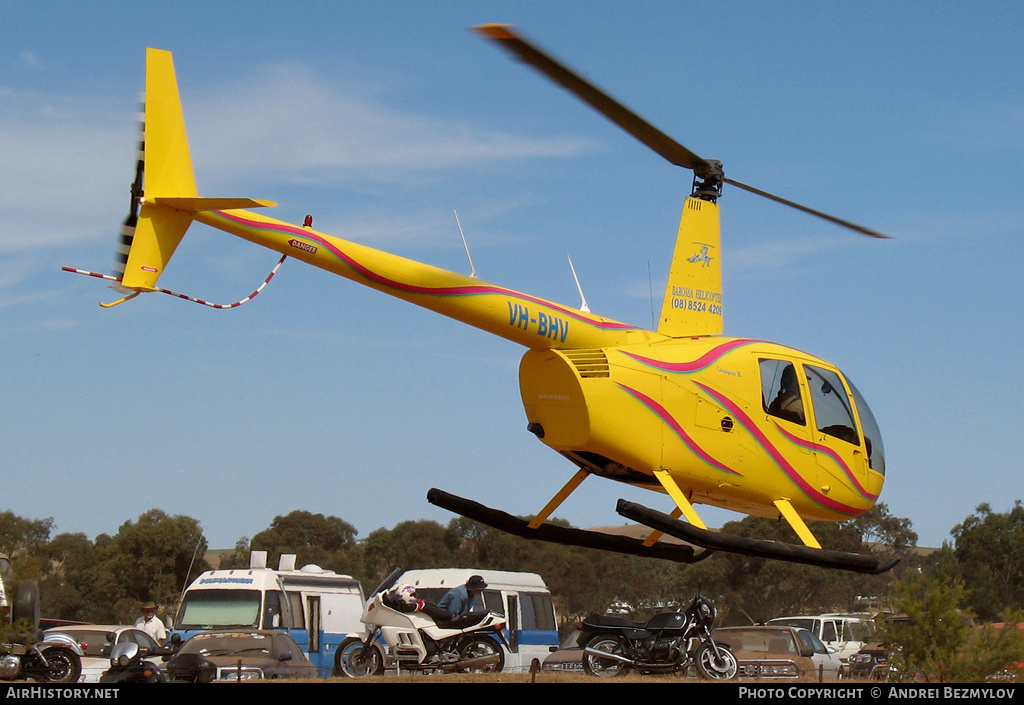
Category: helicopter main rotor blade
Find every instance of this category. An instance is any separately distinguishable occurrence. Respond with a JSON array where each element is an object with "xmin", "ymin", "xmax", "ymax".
[
  {"xmin": 473, "ymin": 23, "xmax": 712, "ymax": 177},
  {"xmin": 474, "ymin": 23, "xmax": 891, "ymax": 239},
  {"xmin": 724, "ymin": 177, "xmax": 890, "ymax": 239}
]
